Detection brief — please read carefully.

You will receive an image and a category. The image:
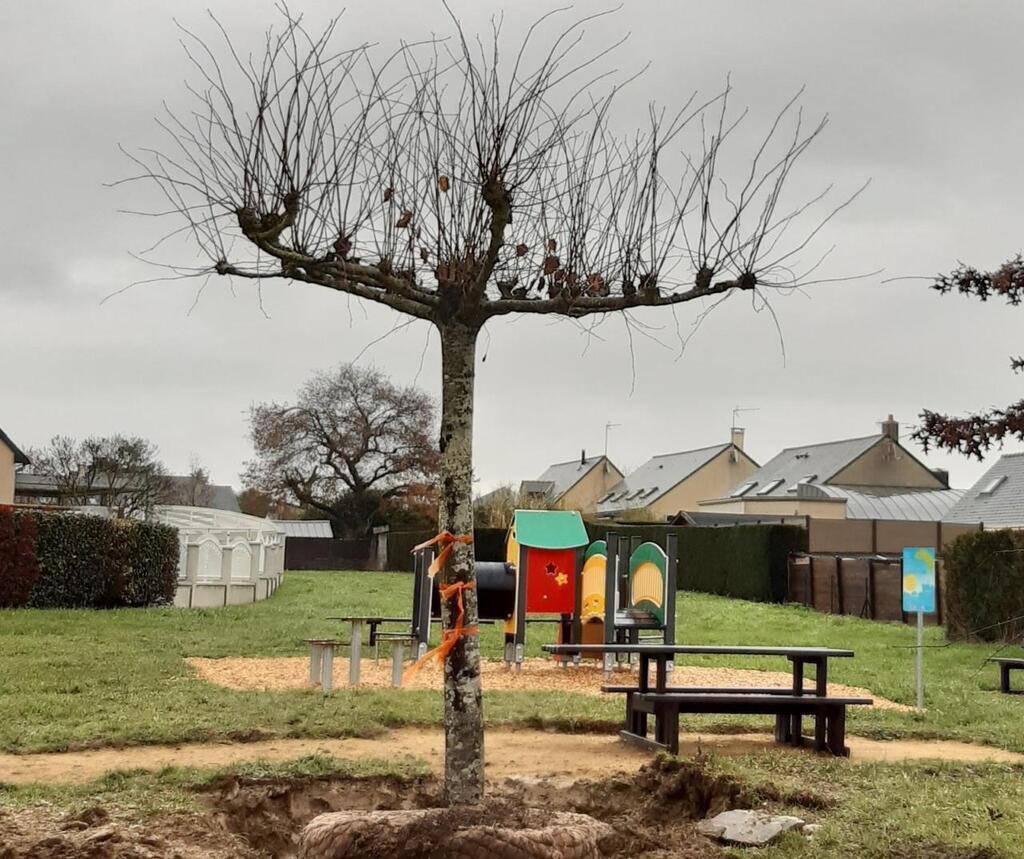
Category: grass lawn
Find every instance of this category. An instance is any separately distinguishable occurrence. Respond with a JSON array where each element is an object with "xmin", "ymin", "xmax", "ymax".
[
  {"xmin": 1, "ymin": 570, "xmax": 1021, "ymax": 754},
  {"xmin": 4, "ymin": 571, "xmax": 1024, "ymax": 856}
]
